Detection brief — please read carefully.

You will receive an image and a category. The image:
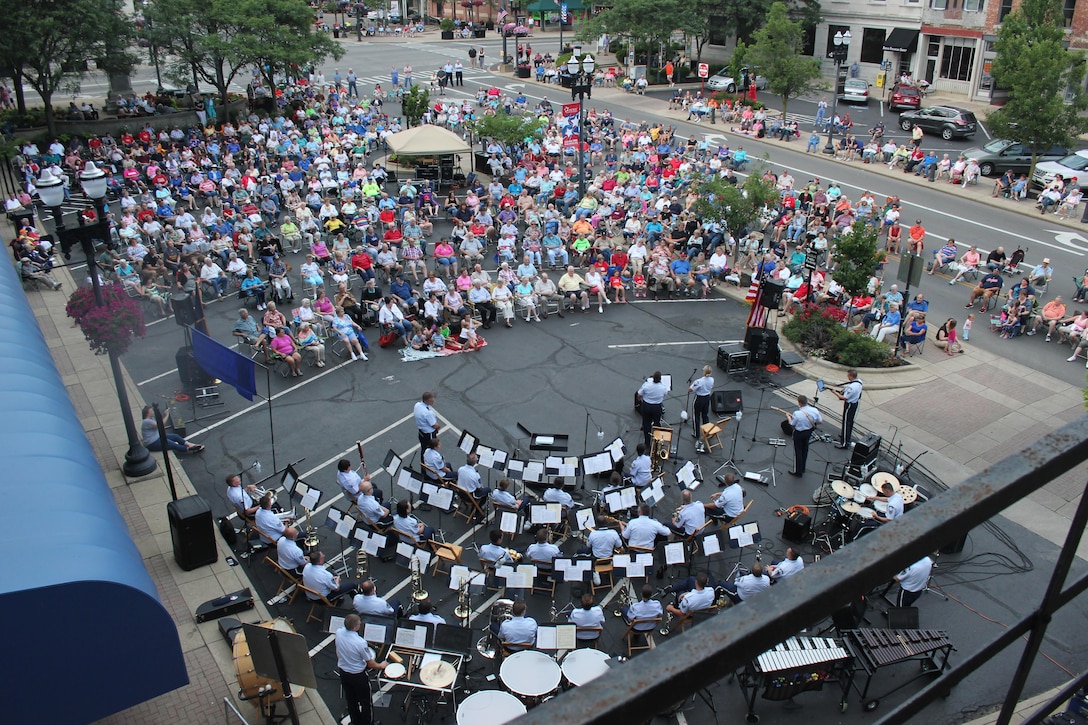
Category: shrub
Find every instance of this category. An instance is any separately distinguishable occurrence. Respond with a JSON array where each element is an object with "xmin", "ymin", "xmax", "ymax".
[{"xmin": 782, "ymin": 303, "xmax": 899, "ymax": 368}]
